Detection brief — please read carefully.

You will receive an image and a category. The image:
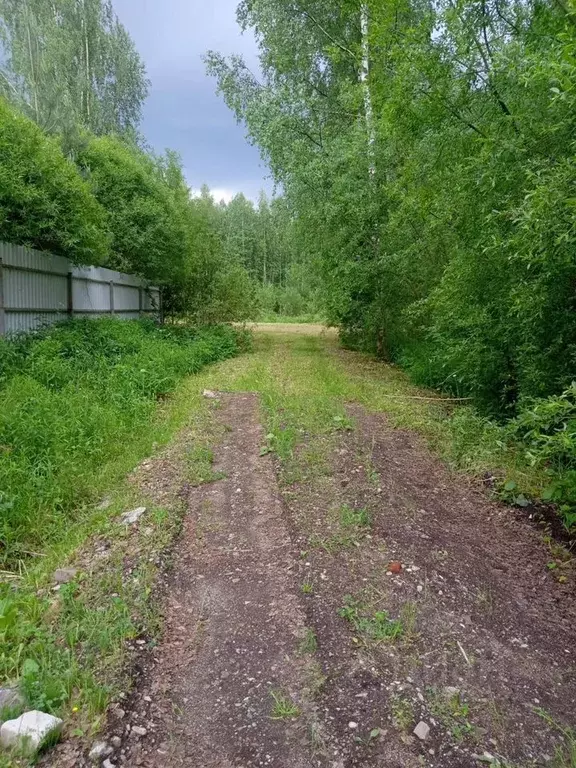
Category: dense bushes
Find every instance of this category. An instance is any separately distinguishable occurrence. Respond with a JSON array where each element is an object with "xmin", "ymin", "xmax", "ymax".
[
  {"xmin": 0, "ymin": 98, "xmax": 109, "ymax": 264},
  {"xmin": 0, "ymin": 319, "xmax": 249, "ymax": 566},
  {"xmin": 76, "ymin": 136, "xmax": 189, "ymax": 285}
]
